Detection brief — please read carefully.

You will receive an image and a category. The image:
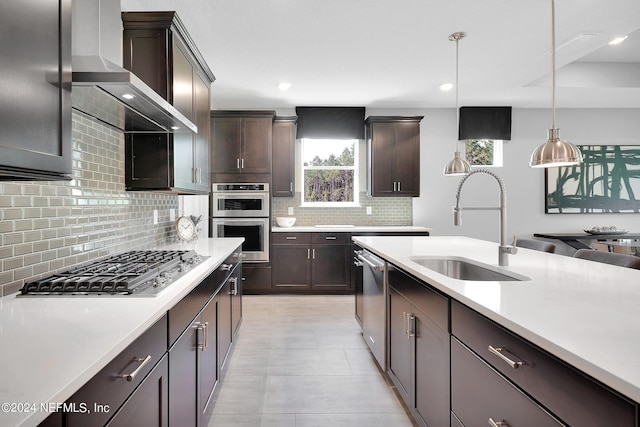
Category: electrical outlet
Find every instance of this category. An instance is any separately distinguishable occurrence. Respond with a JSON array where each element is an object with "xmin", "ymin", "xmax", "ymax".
[
  {"xmin": 153, "ymin": 210, "xmax": 158, "ymax": 225},
  {"xmin": 170, "ymin": 209, "xmax": 176, "ymax": 221},
  {"xmin": 288, "ymin": 206, "xmax": 294, "ymax": 215},
  {"xmin": 366, "ymin": 206, "xmax": 372, "ymax": 215}
]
